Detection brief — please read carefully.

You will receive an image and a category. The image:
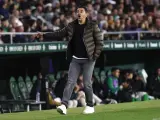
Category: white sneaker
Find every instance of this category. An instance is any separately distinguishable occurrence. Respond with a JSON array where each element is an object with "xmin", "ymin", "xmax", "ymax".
[
  {"xmin": 57, "ymin": 104, "xmax": 67, "ymax": 115},
  {"xmin": 83, "ymin": 106, "xmax": 95, "ymax": 114}
]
